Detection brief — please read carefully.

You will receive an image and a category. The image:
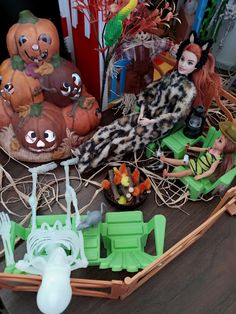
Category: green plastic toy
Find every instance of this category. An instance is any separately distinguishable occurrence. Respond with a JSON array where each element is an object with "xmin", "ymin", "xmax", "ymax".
[
  {"xmin": 1, "ymin": 156, "xmax": 166, "ymax": 275},
  {"xmin": 100, "ymin": 211, "xmax": 166, "ymax": 272},
  {"xmin": 160, "ymin": 128, "xmax": 206, "ymax": 159},
  {"xmin": 4, "ymin": 211, "xmax": 166, "ymax": 273},
  {"xmin": 163, "ymin": 127, "xmax": 236, "ymax": 200}
]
